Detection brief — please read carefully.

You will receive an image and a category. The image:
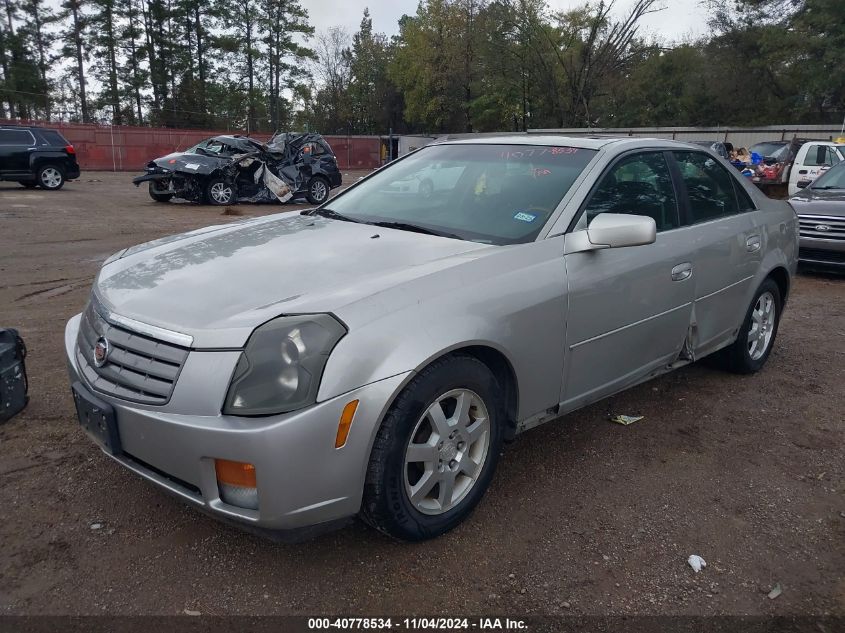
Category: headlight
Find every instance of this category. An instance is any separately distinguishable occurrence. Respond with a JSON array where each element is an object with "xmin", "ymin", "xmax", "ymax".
[{"xmin": 222, "ymin": 314, "xmax": 346, "ymax": 416}]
